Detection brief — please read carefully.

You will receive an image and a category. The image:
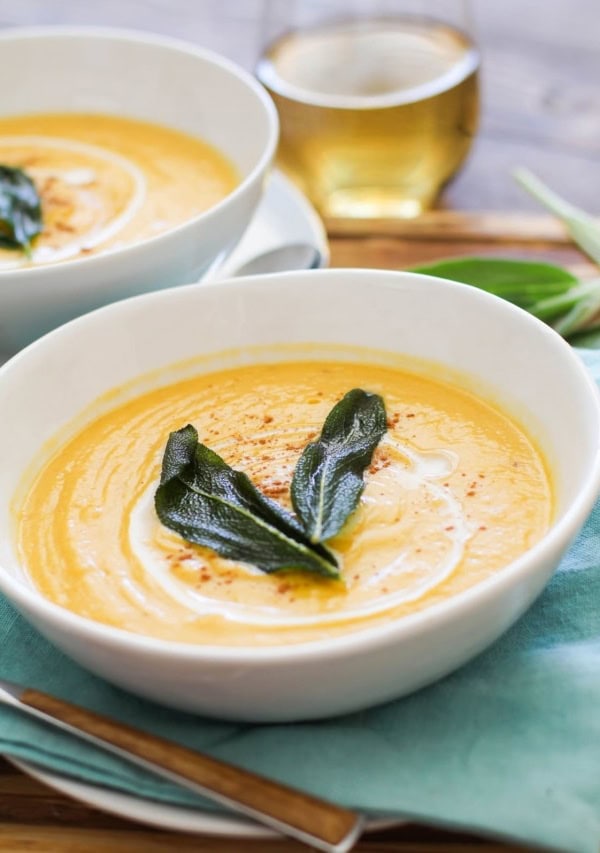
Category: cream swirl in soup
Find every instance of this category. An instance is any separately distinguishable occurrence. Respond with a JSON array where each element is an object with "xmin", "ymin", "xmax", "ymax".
[
  {"xmin": 0, "ymin": 113, "xmax": 238, "ymax": 267},
  {"xmin": 16, "ymin": 359, "xmax": 553, "ymax": 646}
]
